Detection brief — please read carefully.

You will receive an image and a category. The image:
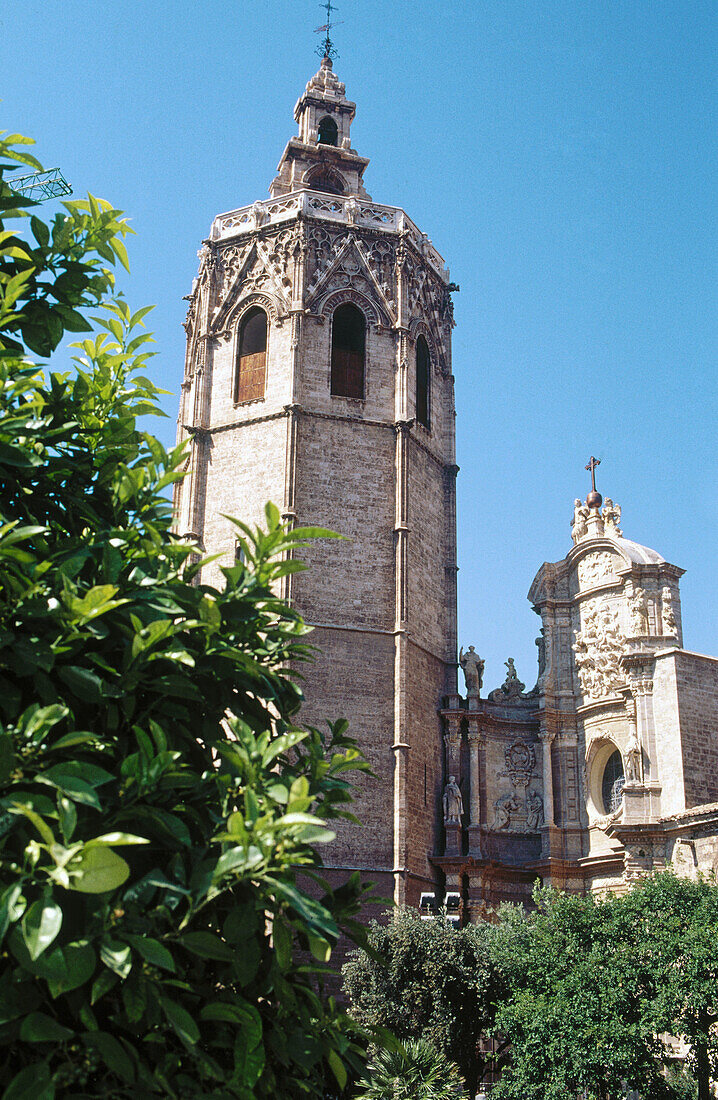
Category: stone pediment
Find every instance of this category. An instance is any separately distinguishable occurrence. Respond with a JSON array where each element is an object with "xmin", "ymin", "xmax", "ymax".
[
  {"xmin": 212, "ymin": 237, "xmax": 292, "ymax": 330},
  {"xmin": 305, "ymin": 234, "xmax": 395, "ymax": 324}
]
